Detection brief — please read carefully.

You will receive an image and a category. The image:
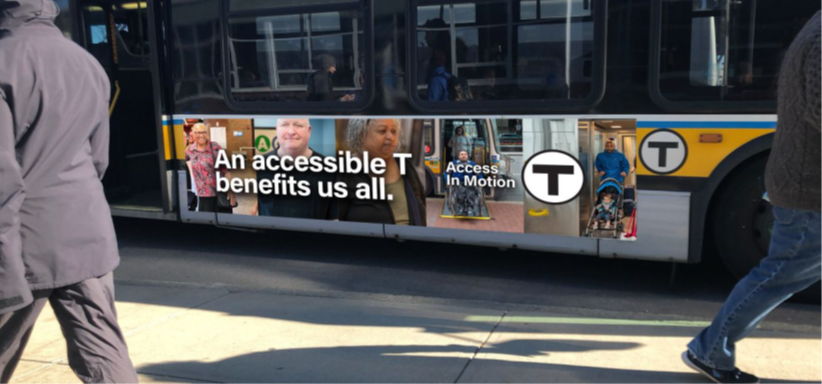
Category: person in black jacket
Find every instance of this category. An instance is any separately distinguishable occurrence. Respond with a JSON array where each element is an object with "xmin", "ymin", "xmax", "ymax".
[
  {"xmin": 307, "ymin": 54, "xmax": 344, "ymax": 101},
  {"xmin": 338, "ymin": 119, "xmax": 426, "ymax": 226}
]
